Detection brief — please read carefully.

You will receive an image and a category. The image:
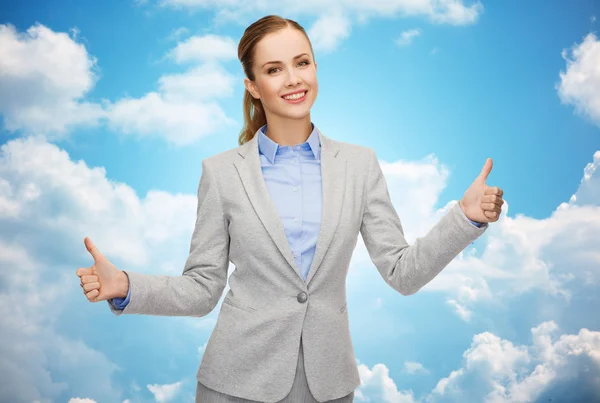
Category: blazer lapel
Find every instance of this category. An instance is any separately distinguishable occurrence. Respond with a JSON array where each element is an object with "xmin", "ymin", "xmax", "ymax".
[
  {"xmin": 306, "ymin": 131, "xmax": 346, "ymax": 285},
  {"xmin": 234, "ymin": 127, "xmax": 346, "ymax": 285}
]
